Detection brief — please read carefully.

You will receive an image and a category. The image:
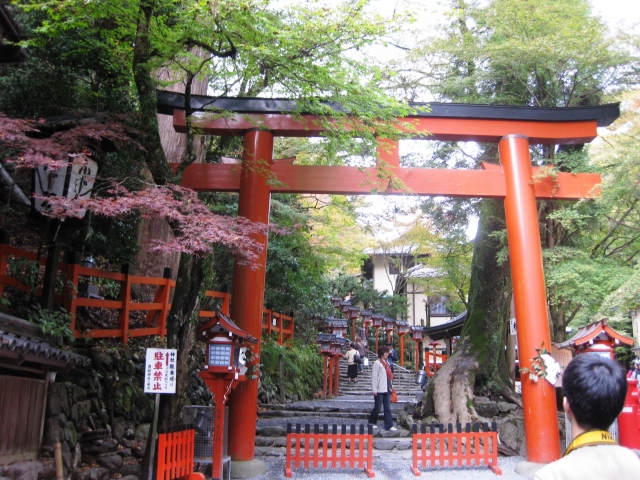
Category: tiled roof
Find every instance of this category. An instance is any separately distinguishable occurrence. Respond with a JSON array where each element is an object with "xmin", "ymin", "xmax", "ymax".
[
  {"xmin": 557, "ymin": 318, "xmax": 634, "ymax": 349},
  {"xmin": 0, "ymin": 329, "xmax": 91, "ymax": 369}
]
